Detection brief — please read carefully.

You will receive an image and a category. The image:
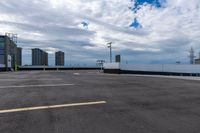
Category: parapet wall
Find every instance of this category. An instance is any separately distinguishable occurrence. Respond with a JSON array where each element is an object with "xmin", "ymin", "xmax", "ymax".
[{"xmin": 103, "ymin": 63, "xmax": 200, "ymax": 76}]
